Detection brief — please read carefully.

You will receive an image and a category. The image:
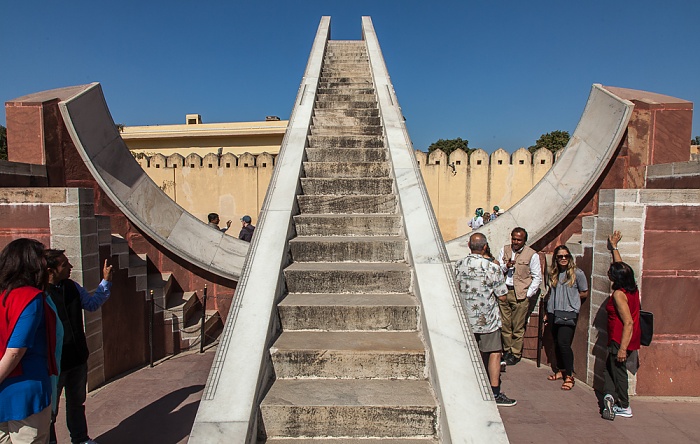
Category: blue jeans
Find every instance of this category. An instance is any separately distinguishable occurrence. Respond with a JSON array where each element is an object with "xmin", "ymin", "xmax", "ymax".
[{"xmin": 50, "ymin": 363, "xmax": 90, "ymax": 444}]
